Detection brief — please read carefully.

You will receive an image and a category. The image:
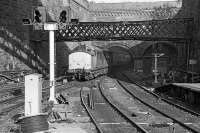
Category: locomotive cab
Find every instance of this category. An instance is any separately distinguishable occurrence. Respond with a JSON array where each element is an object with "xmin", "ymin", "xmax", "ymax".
[{"xmin": 68, "ymin": 52, "xmax": 93, "ymax": 80}]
